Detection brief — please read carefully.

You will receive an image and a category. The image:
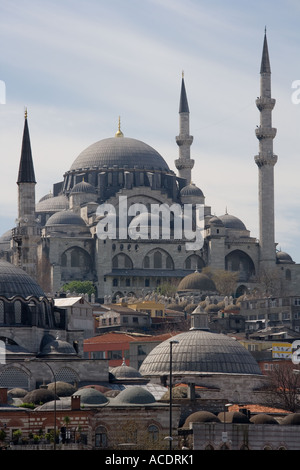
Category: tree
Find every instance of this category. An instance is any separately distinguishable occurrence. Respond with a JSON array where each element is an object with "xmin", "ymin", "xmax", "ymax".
[
  {"xmin": 202, "ymin": 267, "xmax": 239, "ymax": 296},
  {"xmin": 263, "ymin": 361, "xmax": 300, "ymax": 412},
  {"xmin": 61, "ymin": 281, "xmax": 96, "ymax": 296}
]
